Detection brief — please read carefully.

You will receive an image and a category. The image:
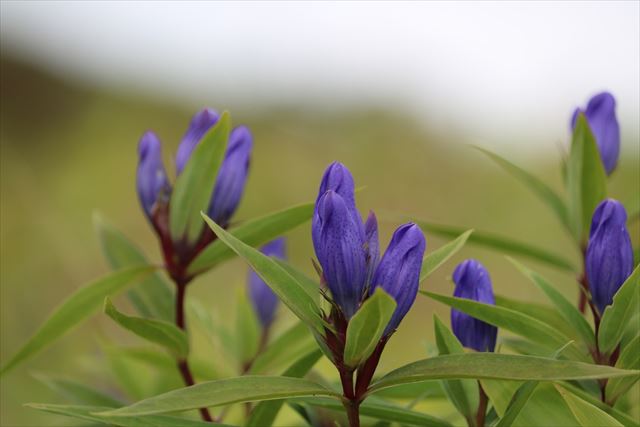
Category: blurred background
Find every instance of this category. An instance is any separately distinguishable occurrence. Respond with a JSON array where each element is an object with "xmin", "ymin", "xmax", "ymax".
[{"xmin": 1, "ymin": 1, "xmax": 639, "ymax": 426}]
